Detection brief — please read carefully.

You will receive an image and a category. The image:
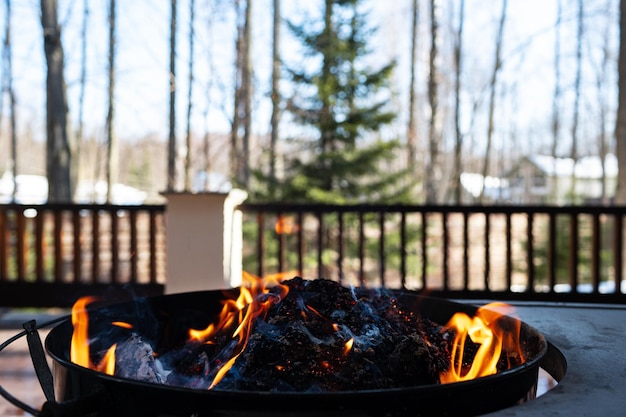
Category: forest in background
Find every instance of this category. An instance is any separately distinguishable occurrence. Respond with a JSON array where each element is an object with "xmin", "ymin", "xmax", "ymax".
[{"xmin": 0, "ymin": 0, "xmax": 622, "ymax": 204}]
